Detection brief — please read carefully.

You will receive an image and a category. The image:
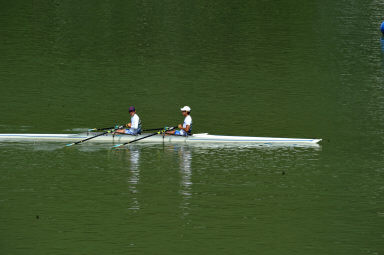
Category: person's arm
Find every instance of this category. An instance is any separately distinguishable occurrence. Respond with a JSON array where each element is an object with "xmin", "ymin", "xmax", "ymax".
[{"xmin": 178, "ymin": 124, "xmax": 190, "ymax": 132}]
